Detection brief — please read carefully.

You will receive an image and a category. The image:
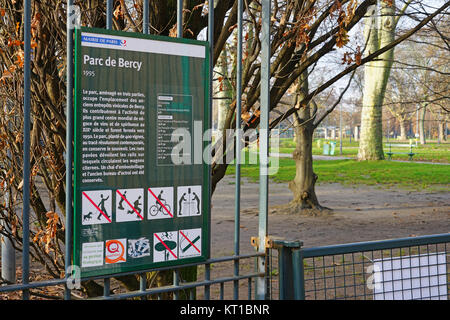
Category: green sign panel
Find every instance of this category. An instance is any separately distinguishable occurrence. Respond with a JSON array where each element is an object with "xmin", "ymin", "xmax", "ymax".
[{"xmin": 73, "ymin": 27, "xmax": 210, "ymax": 277}]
